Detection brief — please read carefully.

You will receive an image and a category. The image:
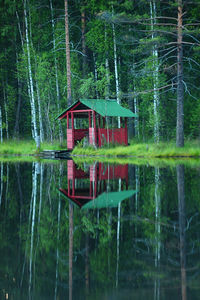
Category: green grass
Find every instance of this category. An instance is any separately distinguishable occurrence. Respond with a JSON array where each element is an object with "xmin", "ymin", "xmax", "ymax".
[
  {"xmin": 0, "ymin": 139, "xmax": 65, "ymax": 156},
  {"xmin": 1, "ymin": 139, "xmax": 200, "ymax": 167},
  {"xmin": 72, "ymin": 140, "xmax": 200, "ymax": 158}
]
